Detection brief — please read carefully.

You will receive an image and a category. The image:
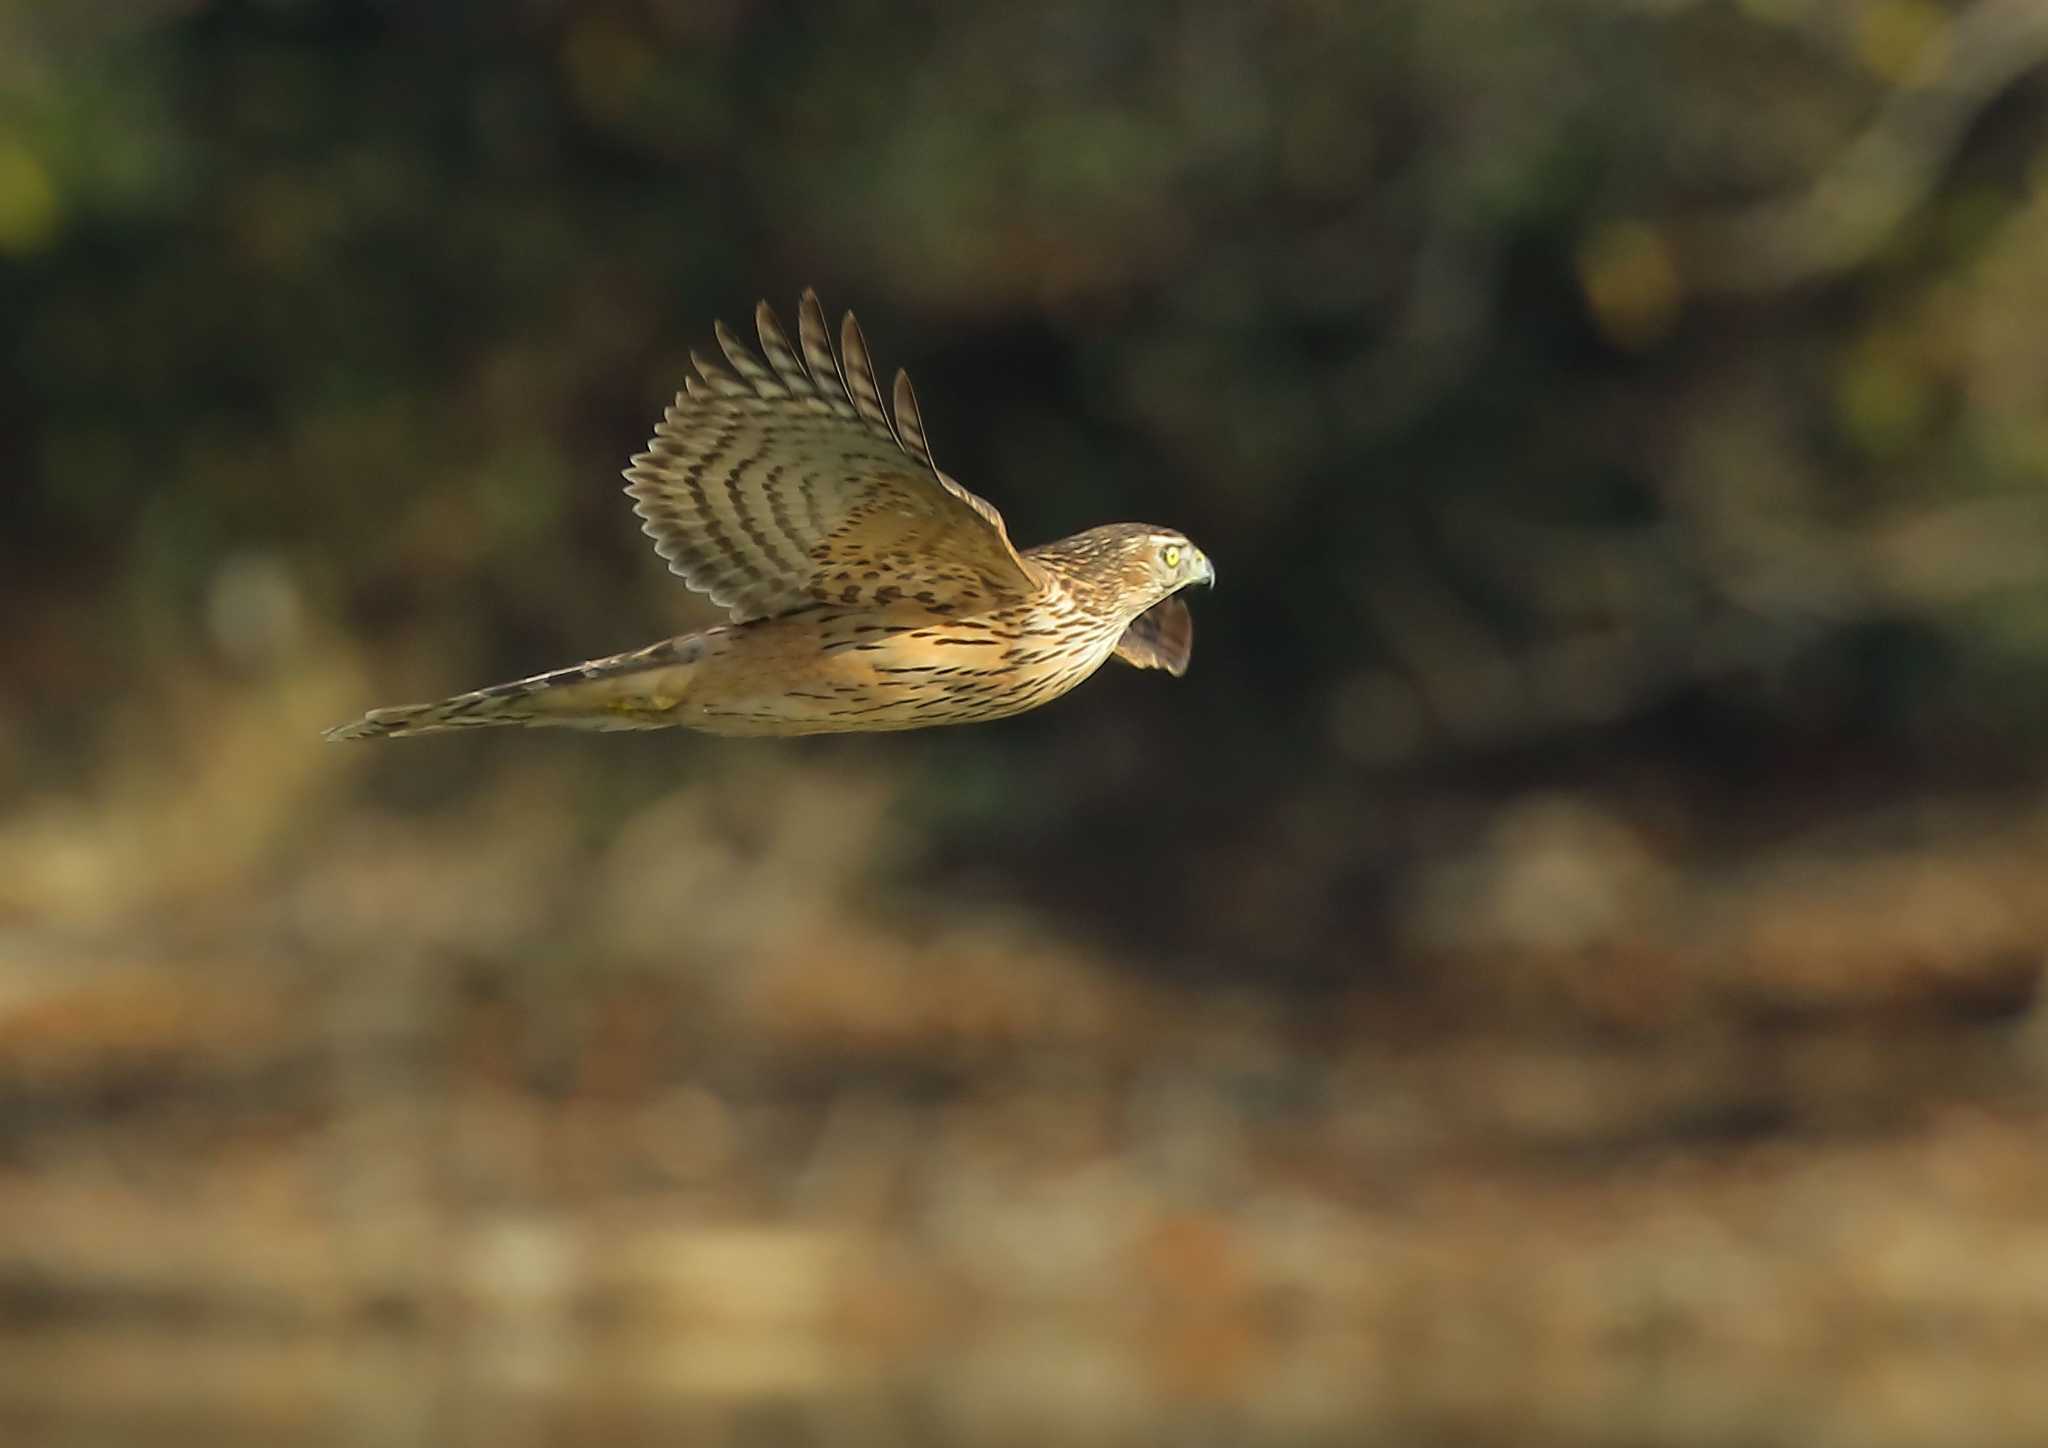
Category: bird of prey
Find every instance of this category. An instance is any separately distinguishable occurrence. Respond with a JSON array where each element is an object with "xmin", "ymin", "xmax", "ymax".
[{"xmin": 326, "ymin": 291, "xmax": 1213, "ymax": 741}]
